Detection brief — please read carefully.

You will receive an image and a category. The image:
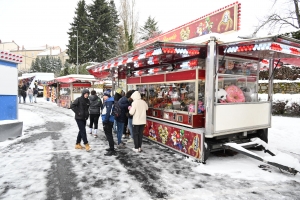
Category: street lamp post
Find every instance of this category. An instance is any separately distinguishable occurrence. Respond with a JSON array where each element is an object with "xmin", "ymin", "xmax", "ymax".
[{"xmin": 76, "ymin": 30, "xmax": 79, "ymax": 74}]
